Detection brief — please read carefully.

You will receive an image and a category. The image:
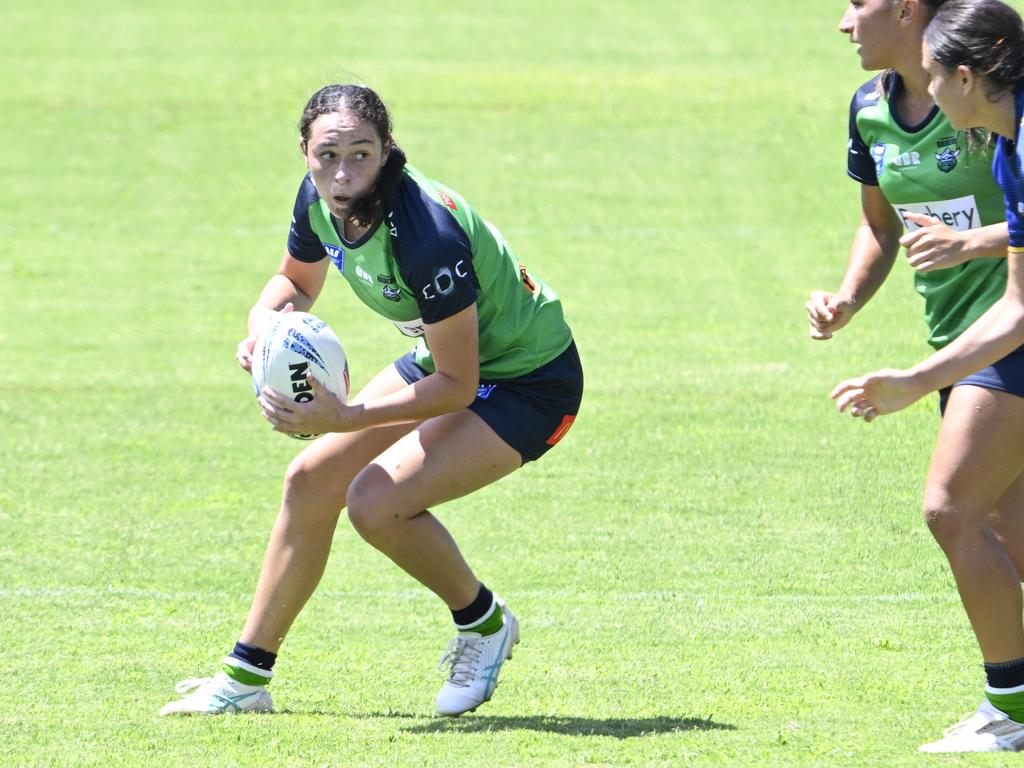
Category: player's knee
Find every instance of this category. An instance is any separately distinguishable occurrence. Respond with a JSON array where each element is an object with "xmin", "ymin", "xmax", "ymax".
[
  {"xmin": 282, "ymin": 455, "xmax": 346, "ymax": 520},
  {"xmin": 922, "ymin": 488, "xmax": 981, "ymax": 545},
  {"xmin": 346, "ymin": 474, "xmax": 394, "ymax": 542}
]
